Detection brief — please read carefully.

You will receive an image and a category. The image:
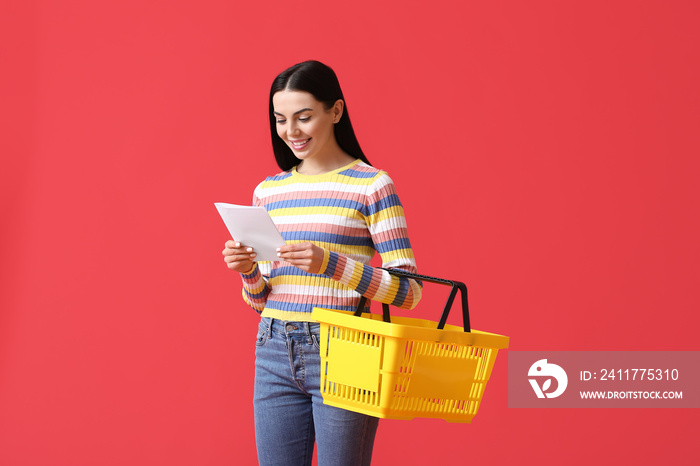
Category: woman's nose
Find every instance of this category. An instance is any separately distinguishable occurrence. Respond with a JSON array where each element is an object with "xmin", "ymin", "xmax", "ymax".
[{"xmin": 287, "ymin": 122, "xmax": 300, "ymax": 137}]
